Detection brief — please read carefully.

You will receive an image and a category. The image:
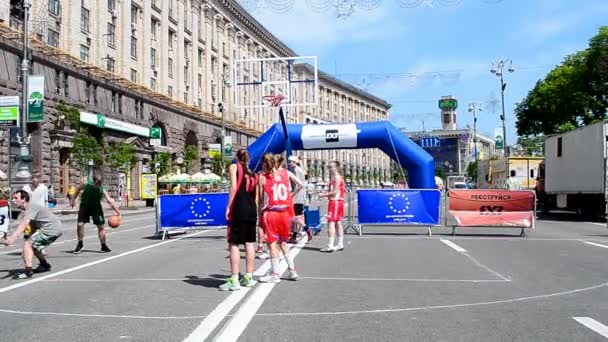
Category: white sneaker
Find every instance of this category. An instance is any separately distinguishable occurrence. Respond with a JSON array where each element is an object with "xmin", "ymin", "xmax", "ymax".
[
  {"xmin": 287, "ymin": 269, "xmax": 299, "ymax": 280},
  {"xmin": 259, "ymin": 273, "xmax": 281, "ymax": 283},
  {"xmin": 320, "ymin": 246, "xmax": 336, "ymax": 253},
  {"xmin": 335, "ymin": 245, "xmax": 344, "ymax": 251},
  {"xmin": 257, "ymin": 252, "xmax": 270, "ymax": 260}
]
